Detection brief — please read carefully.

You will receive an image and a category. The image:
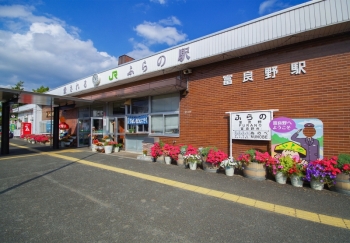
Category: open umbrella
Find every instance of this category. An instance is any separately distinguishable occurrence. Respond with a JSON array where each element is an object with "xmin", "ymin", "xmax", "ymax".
[{"xmin": 59, "ymin": 122, "xmax": 69, "ymax": 130}]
